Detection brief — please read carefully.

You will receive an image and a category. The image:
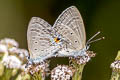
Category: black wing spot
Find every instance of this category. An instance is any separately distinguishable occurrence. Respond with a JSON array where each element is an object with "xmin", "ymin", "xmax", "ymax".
[
  {"xmin": 35, "ymin": 41, "xmax": 38, "ymax": 43},
  {"xmin": 66, "ymin": 51, "xmax": 69, "ymax": 52},
  {"xmin": 32, "ymin": 37, "xmax": 36, "ymax": 39},
  {"xmin": 75, "ymin": 40, "xmax": 77, "ymax": 43},
  {"xmin": 34, "ymin": 49, "xmax": 37, "ymax": 50},
  {"xmin": 70, "ymin": 32, "xmax": 73, "ymax": 35},
  {"xmin": 57, "ymin": 37, "xmax": 61, "ymax": 40},
  {"xmin": 65, "ymin": 28, "xmax": 68, "ymax": 29}
]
